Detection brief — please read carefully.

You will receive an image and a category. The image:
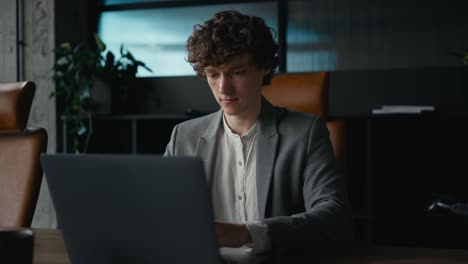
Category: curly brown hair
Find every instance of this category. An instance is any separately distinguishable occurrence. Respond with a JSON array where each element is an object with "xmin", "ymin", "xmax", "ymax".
[{"xmin": 186, "ymin": 10, "xmax": 279, "ymax": 85}]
